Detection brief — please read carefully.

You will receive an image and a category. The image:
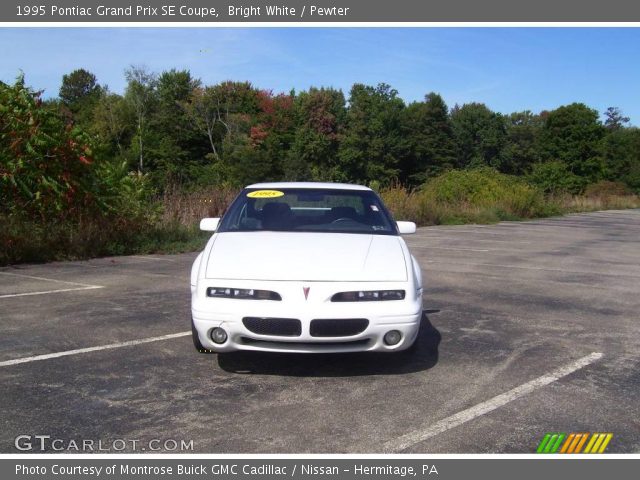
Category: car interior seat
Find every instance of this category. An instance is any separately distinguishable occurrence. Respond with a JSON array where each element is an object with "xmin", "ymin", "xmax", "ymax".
[{"xmin": 260, "ymin": 202, "xmax": 293, "ymax": 230}]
